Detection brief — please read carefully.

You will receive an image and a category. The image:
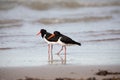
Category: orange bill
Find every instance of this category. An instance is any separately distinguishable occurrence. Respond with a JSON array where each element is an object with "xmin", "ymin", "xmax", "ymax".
[
  {"xmin": 48, "ymin": 34, "xmax": 55, "ymax": 39},
  {"xmin": 36, "ymin": 31, "xmax": 41, "ymax": 36}
]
